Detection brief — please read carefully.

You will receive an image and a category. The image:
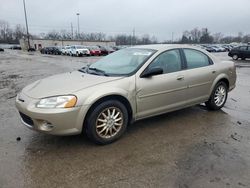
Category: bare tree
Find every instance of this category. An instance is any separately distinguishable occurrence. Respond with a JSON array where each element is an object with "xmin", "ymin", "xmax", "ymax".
[
  {"xmin": 190, "ymin": 28, "xmax": 201, "ymax": 43},
  {"xmin": 13, "ymin": 24, "xmax": 25, "ymax": 41},
  {"xmin": 213, "ymin": 32, "xmax": 224, "ymax": 43},
  {"xmin": 0, "ymin": 20, "xmax": 11, "ymax": 42},
  {"xmin": 45, "ymin": 30, "xmax": 61, "ymax": 39}
]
